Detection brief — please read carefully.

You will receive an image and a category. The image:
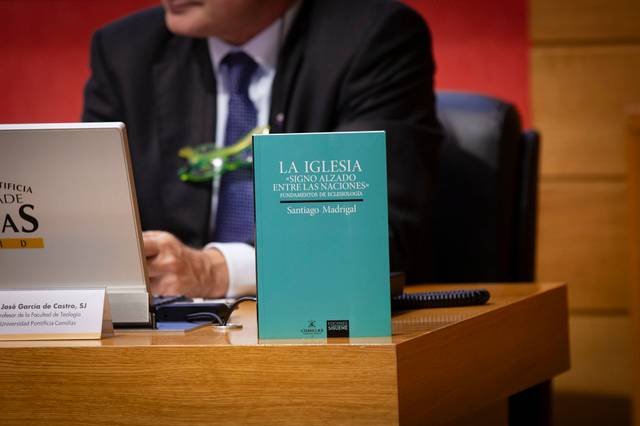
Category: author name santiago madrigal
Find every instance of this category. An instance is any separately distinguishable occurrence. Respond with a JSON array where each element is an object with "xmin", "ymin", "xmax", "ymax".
[{"xmin": 286, "ymin": 204, "xmax": 357, "ymax": 217}]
